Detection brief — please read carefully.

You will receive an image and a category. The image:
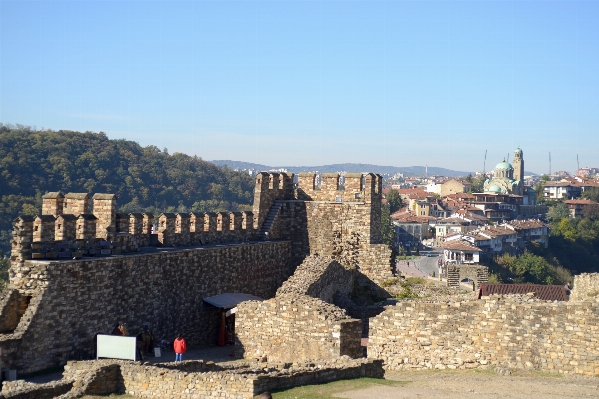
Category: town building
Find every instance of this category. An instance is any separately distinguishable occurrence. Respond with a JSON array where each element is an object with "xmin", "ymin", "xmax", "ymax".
[
  {"xmin": 503, "ymin": 219, "xmax": 550, "ymax": 248},
  {"xmin": 426, "ymin": 179, "xmax": 471, "ymax": 197},
  {"xmin": 442, "ymin": 239, "xmax": 482, "ymax": 264},
  {"xmin": 565, "ymin": 199, "xmax": 599, "ymax": 218}
]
